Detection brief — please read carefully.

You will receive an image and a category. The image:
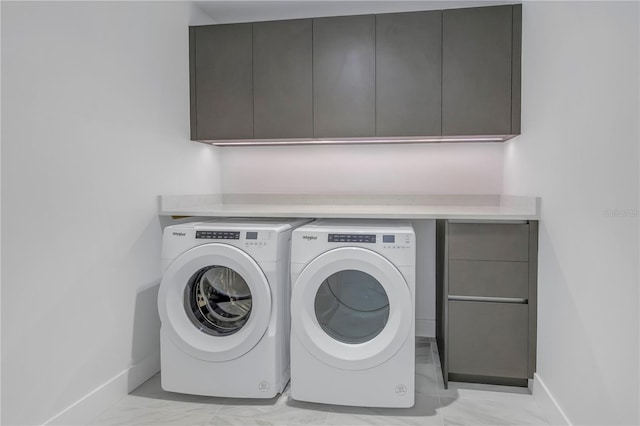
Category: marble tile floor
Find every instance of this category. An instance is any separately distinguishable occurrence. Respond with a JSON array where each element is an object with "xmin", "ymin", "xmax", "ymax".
[{"xmin": 92, "ymin": 338, "xmax": 549, "ymax": 426}]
